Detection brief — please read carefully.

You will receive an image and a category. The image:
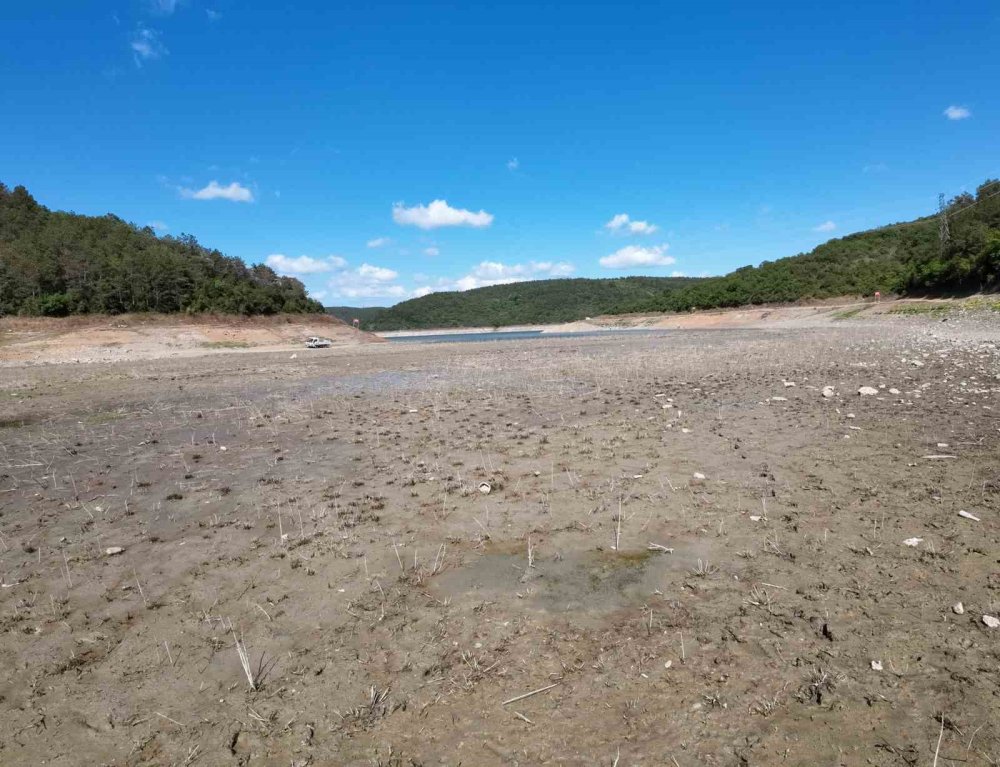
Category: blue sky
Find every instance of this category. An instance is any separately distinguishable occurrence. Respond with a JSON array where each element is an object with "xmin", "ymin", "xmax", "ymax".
[{"xmin": 2, "ymin": 1, "xmax": 997, "ymax": 306}]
